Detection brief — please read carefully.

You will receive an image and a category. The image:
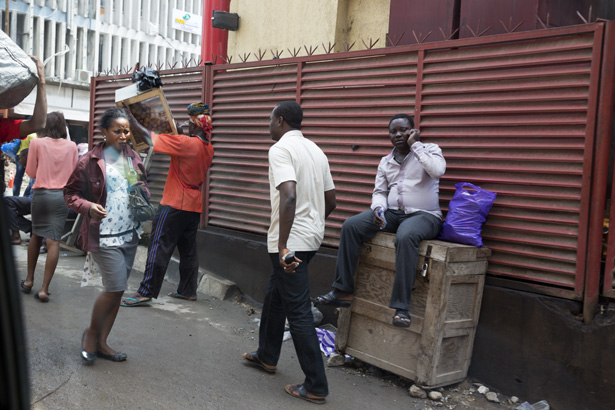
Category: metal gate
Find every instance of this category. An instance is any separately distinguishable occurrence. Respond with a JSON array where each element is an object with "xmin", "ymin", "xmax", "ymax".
[
  {"xmin": 206, "ymin": 23, "xmax": 613, "ymax": 310},
  {"xmin": 89, "ymin": 22, "xmax": 615, "ymax": 318}
]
